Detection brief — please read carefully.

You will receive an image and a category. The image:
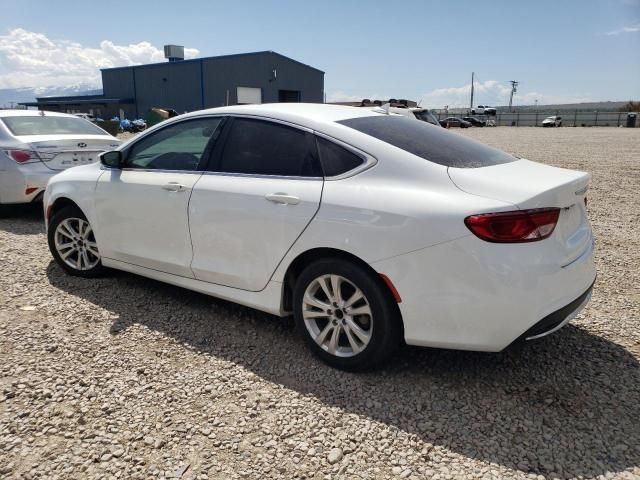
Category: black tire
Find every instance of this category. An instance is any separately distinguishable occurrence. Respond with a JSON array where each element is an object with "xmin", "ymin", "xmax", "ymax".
[
  {"xmin": 48, "ymin": 205, "xmax": 106, "ymax": 277},
  {"xmin": 293, "ymin": 258, "xmax": 402, "ymax": 371}
]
